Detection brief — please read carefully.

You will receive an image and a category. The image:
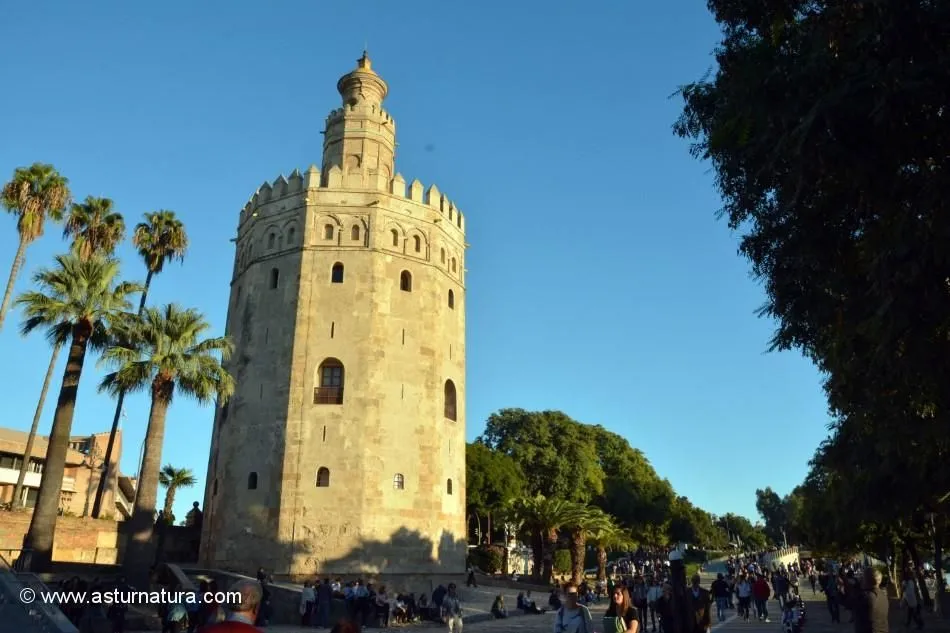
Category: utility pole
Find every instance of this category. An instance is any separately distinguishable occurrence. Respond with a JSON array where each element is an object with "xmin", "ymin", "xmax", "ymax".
[{"xmin": 668, "ymin": 549, "xmax": 687, "ymax": 633}]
